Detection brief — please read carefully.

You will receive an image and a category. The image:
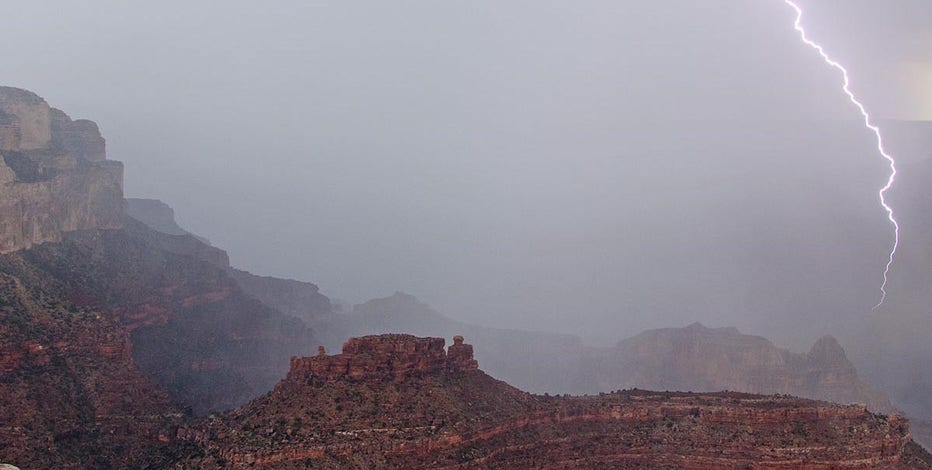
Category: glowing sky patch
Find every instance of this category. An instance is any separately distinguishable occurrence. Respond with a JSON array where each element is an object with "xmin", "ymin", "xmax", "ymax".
[
  {"xmin": 893, "ymin": 62, "xmax": 932, "ymax": 121},
  {"xmin": 783, "ymin": 0, "xmax": 900, "ymax": 309}
]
